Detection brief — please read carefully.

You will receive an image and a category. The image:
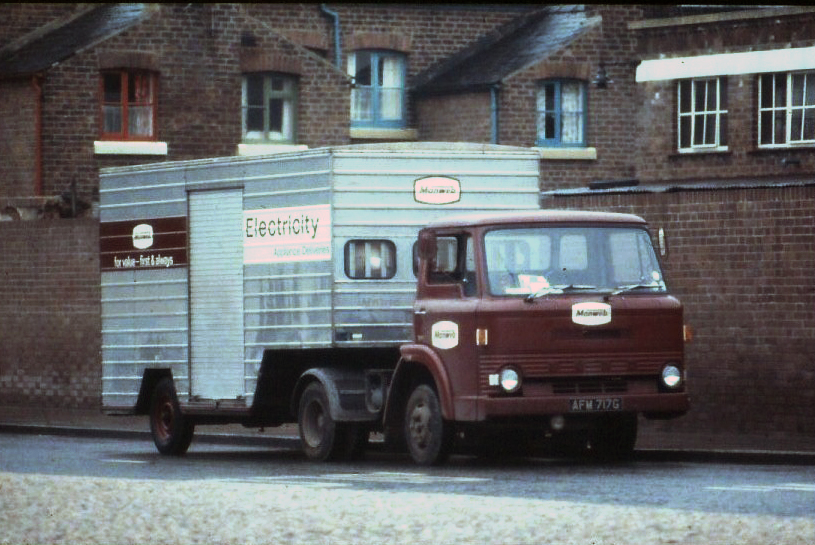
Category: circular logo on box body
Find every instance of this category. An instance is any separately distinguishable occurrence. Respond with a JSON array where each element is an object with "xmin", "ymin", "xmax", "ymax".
[
  {"xmin": 132, "ymin": 224, "xmax": 154, "ymax": 249},
  {"xmin": 414, "ymin": 177, "xmax": 461, "ymax": 205},
  {"xmin": 572, "ymin": 302, "xmax": 612, "ymax": 326},
  {"xmin": 431, "ymin": 320, "xmax": 459, "ymax": 349}
]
